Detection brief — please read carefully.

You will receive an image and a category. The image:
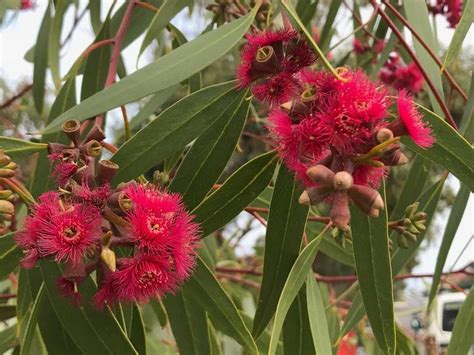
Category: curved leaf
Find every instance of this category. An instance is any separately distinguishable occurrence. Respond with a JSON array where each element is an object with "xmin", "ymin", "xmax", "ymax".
[
  {"xmin": 403, "ymin": 105, "xmax": 474, "ymax": 191},
  {"xmin": 447, "ymin": 286, "xmax": 474, "ymax": 355},
  {"xmin": 351, "ymin": 183, "xmax": 395, "ymax": 354},
  {"xmin": 0, "ymin": 137, "xmax": 47, "ymax": 159},
  {"xmin": 253, "ymin": 165, "xmax": 309, "ymax": 337},
  {"xmin": 268, "ymin": 229, "xmax": 328, "ymax": 354},
  {"xmin": 192, "ymin": 151, "xmax": 278, "ymax": 237},
  {"xmin": 111, "ymin": 82, "xmax": 240, "ymax": 184},
  {"xmin": 170, "ymin": 90, "xmax": 249, "ymax": 210},
  {"xmin": 306, "ymin": 275, "xmax": 333, "ymax": 355},
  {"xmin": 43, "ymin": 9, "xmax": 257, "ymax": 134},
  {"xmin": 48, "ymin": 0, "xmax": 70, "ymax": 88},
  {"xmin": 33, "ymin": 3, "xmax": 51, "ymax": 114}
]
